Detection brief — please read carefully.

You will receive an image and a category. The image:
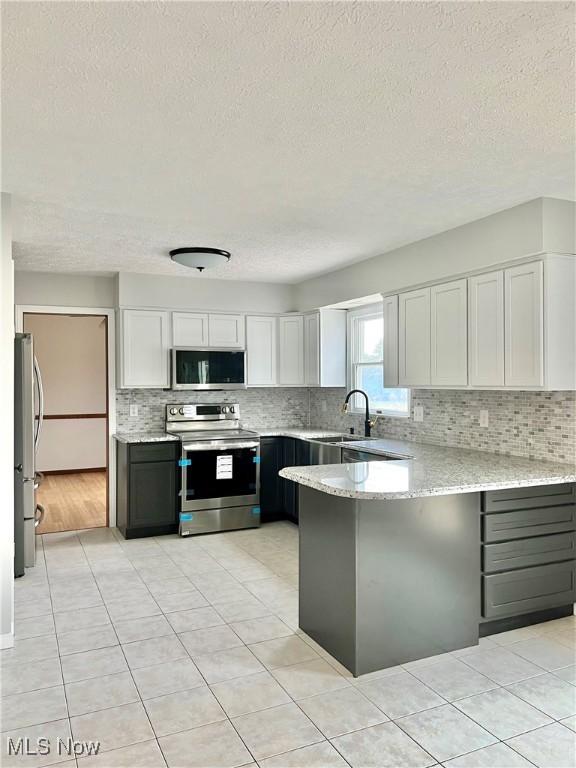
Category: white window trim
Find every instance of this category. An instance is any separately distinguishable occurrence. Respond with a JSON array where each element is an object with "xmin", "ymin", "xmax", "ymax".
[{"xmin": 347, "ymin": 303, "xmax": 411, "ymax": 418}]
